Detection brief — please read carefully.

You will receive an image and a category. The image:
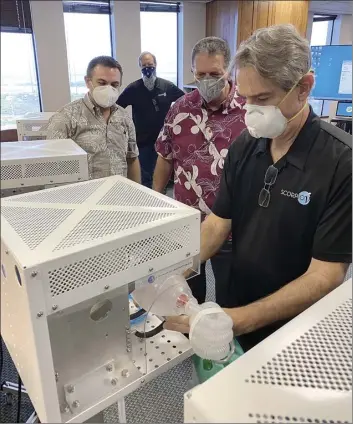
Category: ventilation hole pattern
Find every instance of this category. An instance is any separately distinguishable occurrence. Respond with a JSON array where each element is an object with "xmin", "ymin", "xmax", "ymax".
[
  {"xmin": 22, "ymin": 123, "xmax": 42, "ymax": 131},
  {"xmin": 1, "ymin": 206, "xmax": 74, "ymax": 250},
  {"xmin": 24, "ymin": 160, "xmax": 80, "ymax": 178},
  {"xmin": 248, "ymin": 413, "xmax": 350, "ymax": 424},
  {"xmin": 54, "ymin": 210, "xmax": 175, "ymax": 250},
  {"xmin": 49, "ymin": 225, "xmax": 191, "ymax": 296},
  {"xmin": 1, "ymin": 165, "xmax": 22, "ymax": 180},
  {"xmin": 7, "ymin": 180, "xmax": 105, "ymax": 204},
  {"xmin": 98, "ymin": 182, "xmax": 177, "ymax": 208},
  {"xmin": 246, "ymin": 299, "xmax": 352, "ymax": 391}
]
